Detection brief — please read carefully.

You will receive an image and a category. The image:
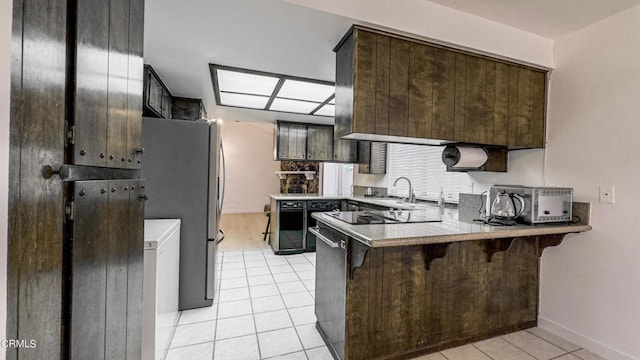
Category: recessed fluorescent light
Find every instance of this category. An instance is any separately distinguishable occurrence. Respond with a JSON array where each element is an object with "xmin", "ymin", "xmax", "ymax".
[
  {"xmin": 270, "ymin": 98, "xmax": 320, "ymax": 114},
  {"xmin": 313, "ymin": 104, "xmax": 335, "ymax": 117},
  {"xmin": 217, "ymin": 69, "xmax": 279, "ymax": 96},
  {"xmin": 219, "ymin": 93, "xmax": 269, "ymax": 109},
  {"xmin": 276, "ymin": 79, "xmax": 335, "ymax": 102},
  {"xmin": 210, "ymin": 64, "xmax": 335, "ymax": 117}
]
